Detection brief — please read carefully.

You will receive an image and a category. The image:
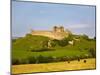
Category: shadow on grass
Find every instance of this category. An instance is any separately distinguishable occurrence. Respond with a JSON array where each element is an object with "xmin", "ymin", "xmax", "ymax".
[{"xmin": 31, "ymin": 48, "xmax": 55, "ymax": 52}]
